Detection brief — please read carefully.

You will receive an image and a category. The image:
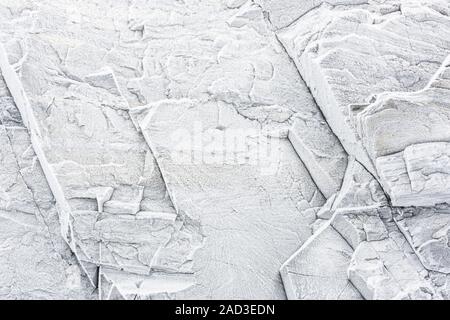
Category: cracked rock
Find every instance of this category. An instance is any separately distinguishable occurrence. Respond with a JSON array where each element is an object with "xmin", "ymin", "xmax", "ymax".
[{"xmin": 0, "ymin": 0, "xmax": 450, "ymax": 301}]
